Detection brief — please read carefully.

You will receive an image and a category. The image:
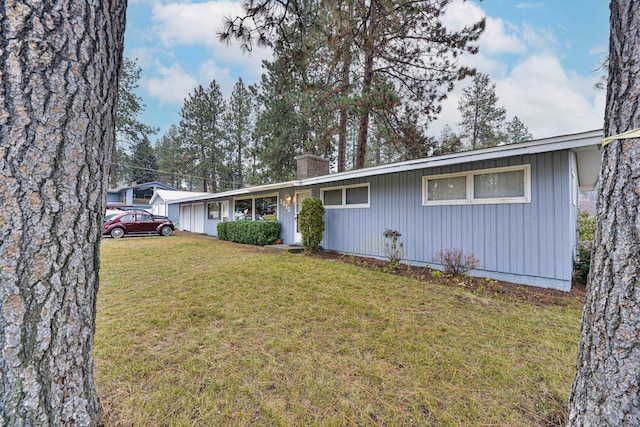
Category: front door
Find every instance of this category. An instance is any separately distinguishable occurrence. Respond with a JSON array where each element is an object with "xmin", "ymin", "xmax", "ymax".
[{"xmin": 294, "ymin": 190, "xmax": 312, "ymax": 244}]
